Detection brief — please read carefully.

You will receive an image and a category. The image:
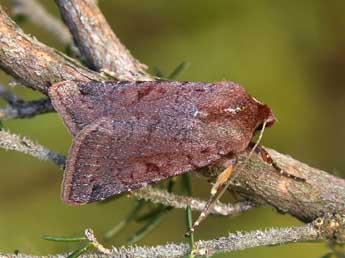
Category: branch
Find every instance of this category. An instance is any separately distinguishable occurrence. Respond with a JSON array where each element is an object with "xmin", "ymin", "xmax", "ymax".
[
  {"xmin": 134, "ymin": 150, "xmax": 345, "ymax": 223},
  {"xmin": 0, "ymin": 84, "xmax": 54, "ymax": 119},
  {"xmin": 4, "ymin": 215, "xmax": 345, "ymax": 257},
  {"xmin": 133, "ymin": 186, "xmax": 255, "ymax": 216},
  {"xmin": 55, "ymin": 0, "xmax": 152, "ymax": 80},
  {"xmin": 11, "ymin": 0, "xmax": 72, "ymax": 46},
  {"xmin": 0, "ymin": 6, "xmax": 103, "ymax": 95},
  {"xmin": 213, "ymin": 148, "xmax": 345, "ymax": 222},
  {"xmin": 0, "ymin": 130, "xmax": 65, "ymax": 168},
  {"xmin": 0, "ymin": 98, "xmax": 54, "ymax": 119}
]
